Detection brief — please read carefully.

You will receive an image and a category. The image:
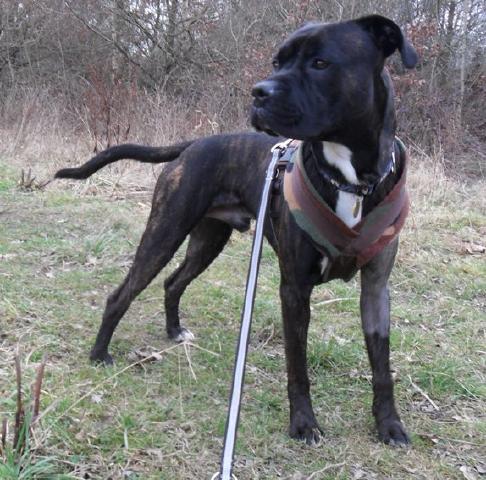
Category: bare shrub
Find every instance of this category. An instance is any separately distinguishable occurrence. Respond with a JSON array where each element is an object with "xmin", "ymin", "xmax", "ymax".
[{"xmin": 1, "ymin": 0, "xmax": 485, "ymax": 180}]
